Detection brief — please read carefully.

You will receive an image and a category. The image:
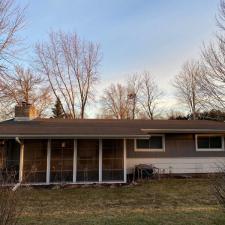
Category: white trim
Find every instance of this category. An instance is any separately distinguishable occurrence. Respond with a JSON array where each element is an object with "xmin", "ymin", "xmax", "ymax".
[
  {"xmin": 134, "ymin": 134, "xmax": 165, "ymax": 152},
  {"xmin": 123, "ymin": 139, "xmax": 127, "ymax": 183},
  {"xmin": 73, "ymin": 139, "xmax": 77, "ymax": 183},
  {"xmin": 195, "ymin": 134, "xmax": 225, "ymax": 152},
  {"xmin": 0, "ymin": 134, "xmax": 151, "ymax": 138},
  {"xmin": 19, "ymin": 143, "xmax": 24, "ymax": 183},
  {"xmin": 99, "ymin": 139, "xmax": 102, "ymax": 182},
  {"xmin": 74, "ymin": 181, "xmax": 126, "ymax": 184},
  {"xmin": 46, "ymin": 139, "xmax": 51, "ymax": 184},
  {"xmin": 141, "ymin": 128, "xmax": 225, "ymax": 133},
  {"xmin": 19, "ymin": 181, "xmax": 127, "ymax": 186},
  {"xmin": 14, "ymin": 117, "xmax": 33, "ymax": 121},
  {"xmin": 2, "ymin": 180, "xmax": 127, "ymax": 187}
]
